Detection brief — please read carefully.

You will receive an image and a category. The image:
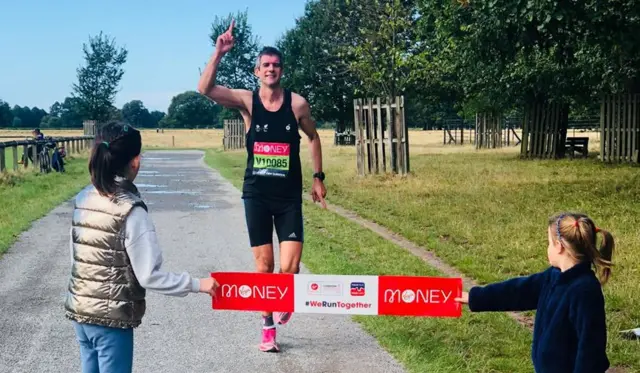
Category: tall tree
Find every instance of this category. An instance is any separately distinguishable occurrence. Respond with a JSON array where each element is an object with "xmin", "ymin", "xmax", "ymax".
[
  {"xmin": 277, "ymin": 0, "xmax": 360, "ymax": 131},
  {"xmin": 72, "ymin": 32, "xmax": 128, "ymax": 122},
  {"xmin": 122, "ymin": 100, "xmax": 151, "ymax": 128},
  {"xmin": 335, "ymin": 0, "xmax": 417, "ymax": 99},
  {"xmin": 0, "ymin": 100, "xmax": 13, "ymax": 127},
  {"xmin": 161, "ymin": 91, "xmax": 221, "ymax": 128},
  {"xmin": 207, "ymin": 9, "xmax": 260, "ymax": 91},
  {"xmin": 59, "ymin": 97, "xmax": 84, "ymax": 128},
  {"xmin": 149, "ymin": 111, "xmax": 166, "ymax": 127}
]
